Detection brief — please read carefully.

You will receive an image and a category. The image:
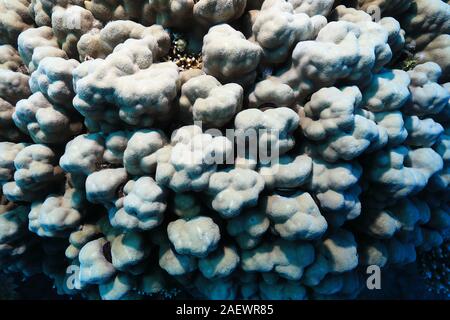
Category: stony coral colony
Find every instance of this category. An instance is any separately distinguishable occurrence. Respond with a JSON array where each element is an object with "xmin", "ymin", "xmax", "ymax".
[{"xmin": 0, "ymin": 0, "xmax": 448, "ymax": 300}]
